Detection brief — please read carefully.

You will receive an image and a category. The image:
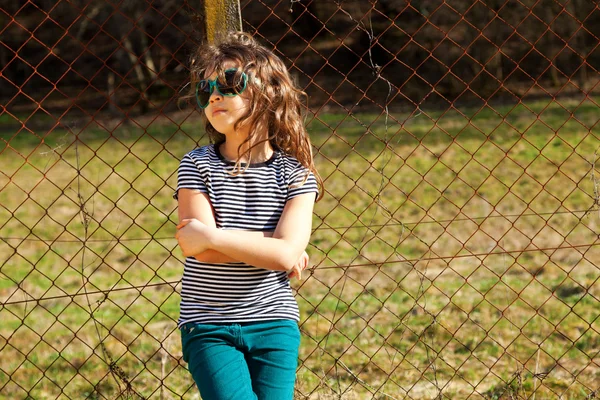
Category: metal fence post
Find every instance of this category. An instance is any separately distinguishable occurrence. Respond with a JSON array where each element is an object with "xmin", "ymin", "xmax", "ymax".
[{"xmin": 204, "ymin": 0, "xmax": 242, "ymax": 43}]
